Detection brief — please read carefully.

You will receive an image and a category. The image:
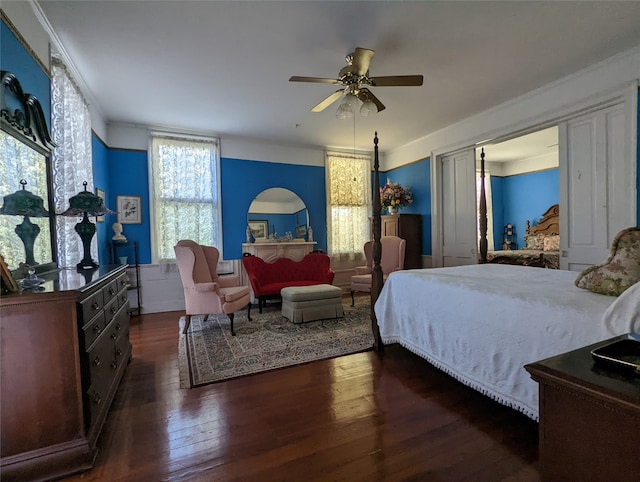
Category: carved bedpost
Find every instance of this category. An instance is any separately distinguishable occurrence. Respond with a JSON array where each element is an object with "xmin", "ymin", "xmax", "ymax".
[
  {"xmin": 371, "ymin": 132, "xmax": 384, "ymax": 351},
  {"xmin": 478, "ymin": 148, "xmax": 488, "ymax": 263}
]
